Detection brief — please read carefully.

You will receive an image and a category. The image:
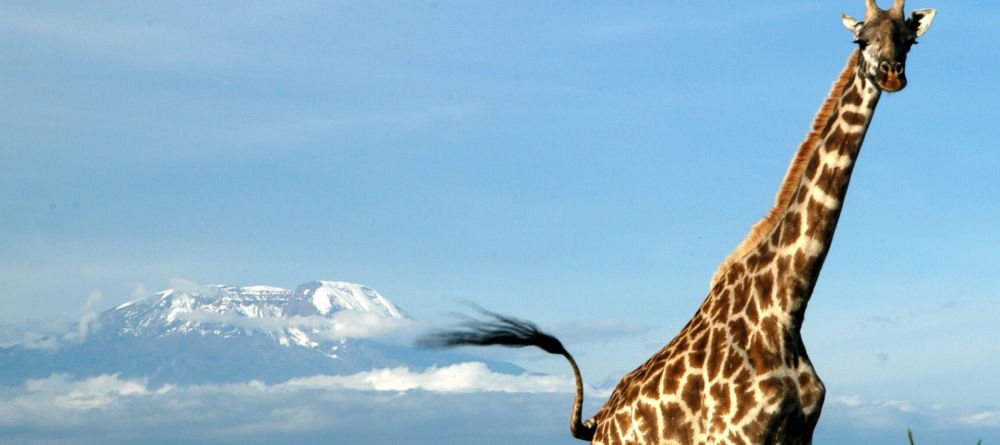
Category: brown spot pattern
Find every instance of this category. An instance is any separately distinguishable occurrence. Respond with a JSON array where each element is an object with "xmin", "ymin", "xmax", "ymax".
[
  {"xmin": 662, "ymin": 402, "xmax": 694, "ymax": 445},
  {"xmin": 706, "ymin": 328, "xmax": 727, "ymax": 380},
  {"xmin": 745, "ymin": 297, "xmax": 759, "ymax": 324},
  {"xmin": 682, "ymin": 374, "xmax": 705, "ymax": 413},
  {"xmin": 841, "ymin": 86, "xmax": 863, "ymax": 106},
  {"xmin": 754, "ymin": 272, "xmax": 775, "ymax": 309},
  {"xmin": 641, "ymin": 375, "xmax": 661, "ymax": 399},
  {"xmin": 760, "ymin": 315, "xmax": 780, "ymax": 346},
  {"xmin": 730, "ymin": 370, "xmax": 755, "ymax": 424},
  {"xmin": 688, "ymin": 350, "xmax": 706, "ymax": 370},
  {"xmin": 662, "ymin": 359, "xmax": 687, "ymax": 394},
  {"xmin": 710, "ymin": 382, "xmax": 732, "ymax": 419},
  {"xmin": 723, "ymin": 348, "xmax": 744, "ymax": 378},
  {"xmin": 745, "ymin": 247, "xmax": 775, "ymax": 273},
  {"xmin": 842, "ymin": 111, "xmax": 866, "ymax": 126},
  {"xmin": 728, "ymin": 318, "xmax": 750, "ymax": 350},
  {"xmin": 779, "ymin": 211, "xmax": 802, "ymax": 247},
  {"xmin": 749, "ymin": 334, "xmax": 782, "ymax": 374},
  {"xmin": 635, "ymin": 401, "xmax": 659, "ymax": 443},
  {"xmin": 825, "ymin": 126, "xmax": 846, "ymax": 149}
]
